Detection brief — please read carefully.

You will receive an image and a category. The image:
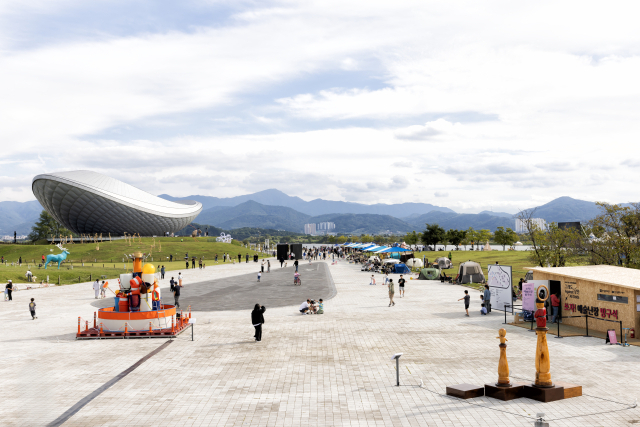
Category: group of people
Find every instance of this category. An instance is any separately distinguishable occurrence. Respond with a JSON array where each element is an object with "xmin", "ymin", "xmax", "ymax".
[
  {"xmin": 369, "ymin": 273, "xmax": 406, "ymax": 307},
  {"xmin": 299, "ymin": 298, "xmax": 324, "ymax": 315},
  {"xmin": 184, "ymin": 254, "xmax": 205, "ymax": 269}
]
